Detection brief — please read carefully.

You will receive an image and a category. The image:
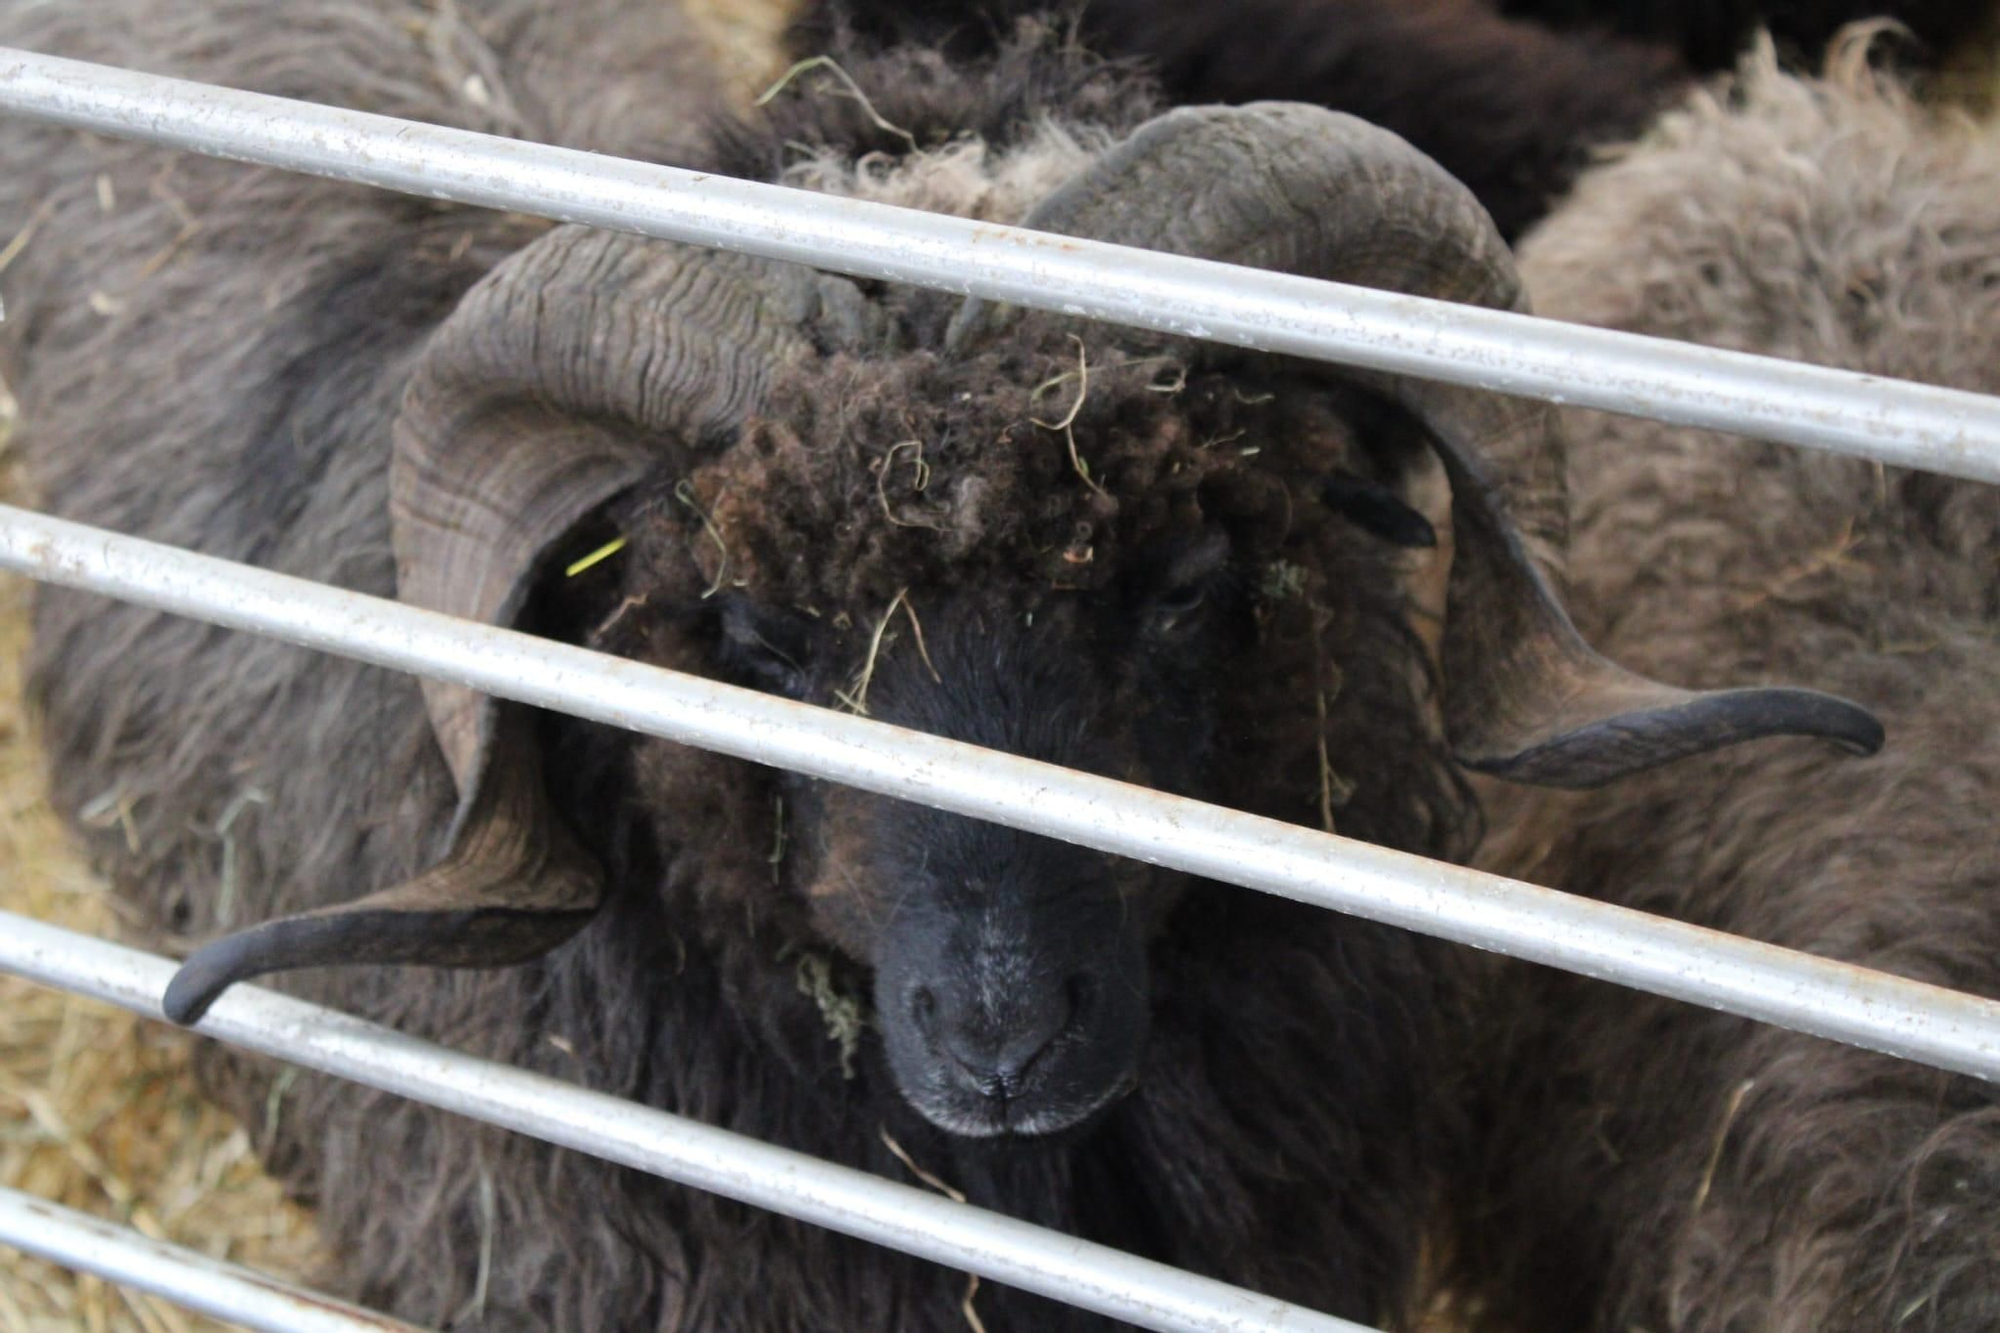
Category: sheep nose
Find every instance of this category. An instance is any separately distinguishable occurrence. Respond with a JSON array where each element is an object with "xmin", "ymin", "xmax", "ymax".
[{"xmin": 912, "ymin": 976, "xmax": 1085, "ymax": 1100}]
